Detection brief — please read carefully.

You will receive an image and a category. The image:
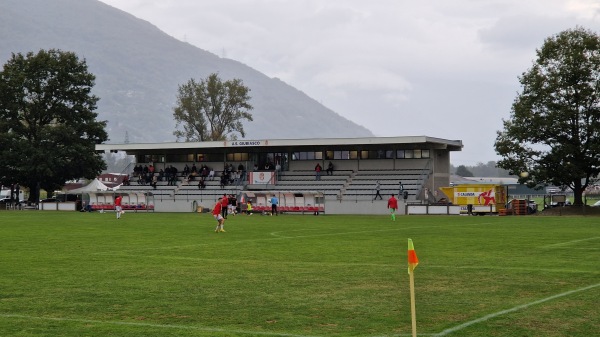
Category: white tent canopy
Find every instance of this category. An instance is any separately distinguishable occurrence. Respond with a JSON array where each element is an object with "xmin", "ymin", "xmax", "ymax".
[{"xmin": 68, "ymin": 178, "xmax": 109, "ymax": 194}]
